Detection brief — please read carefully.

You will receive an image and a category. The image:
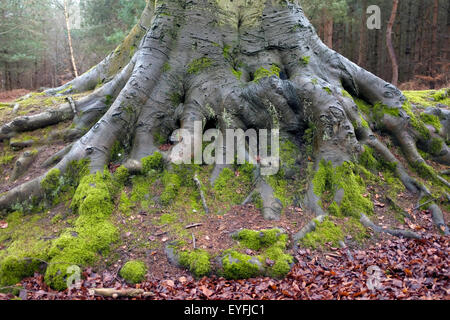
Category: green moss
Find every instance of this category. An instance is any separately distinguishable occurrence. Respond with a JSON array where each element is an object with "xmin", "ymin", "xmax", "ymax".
[
  {"xmin": 187, "ymin": 57, "xmax": 213, "ymax": 74},
  {"xmin": 179, "ymin": 249, "xmax": 211, "ymax": 278},
  {"xmin": 162, "ymin": 62, "xmax": 171, "ymax": 73},
  {"xmin": 142, "ymin": 152, "xmax": 164, "ymax": 173},
  {"xmin": 360, "ymin": 114, "xmax": 370, "ymax": 128},
  {"xmin": 0, "ymin": 256, "xmax": 45, "ymax": 288},
  {"xmin": 160, "ymin": 171, "xmax": 181, "ymax": 205},
  {"xmin": 402, "ymin": 102, "xmax": 431, "ymax": 140},
  {"xmin": 300, "ymin": 218, "xmax": 344, "ymax": 249},
  {"xmin": 343, "ymin": 218, "xmax": 369, "ymax": 243},
  {"xmin": 118, "ymin": 191, "xmax": 132, "ymax": 216},
  {"xmin": 41, "ymin": 169, "xmax": 61, "ymax": 199},
  {"xmin": 313, "ymin": 160, "xmax": 373, "ymax": 218},
  {"xmin": 0, "ymin": 210, "xmax": 66, "ymax": 288},
  {"xmin": 412, "ymin": 161, "xmax": 436, "ymax": 180},
  {"xmin": 359, "ymin": 146, "xmax": 378, "ymax": 171},
  {"xmin": 323, "ymin": 87, "xmax": 332, "ymax": 95},
  {"xmin": 159, "ymin": 213, "xmax": 177, "ymax": 225},
  {"xmin": 429, "ymin": 137, "xmax": 444, "ymax": 156},
  {"xmin": 253, "ymin": 65, "xmax": 280, "ymax": 82},
  {"xmin": 114, "ymin": 165, "xmax": 129, "ymax": 185},
  {"xmin": 342, "ymin": 90, "xmax": 353, "ymax": 99},
  {"xmin": 119, "ymin": 260, "xmax": 147, "ymax": 284},
  {"xmin": 0, "ymin": 151, "xmax": 15, "ymax": 165},
  {"xmin": 353, "ymin": 97, "xmax": 371, "ymax": 115},
  {"xmin": 383, "ymin": 170, "xmax": 405, "ymax": 199},
  {"xmin": 431, "ymin": 89, "xmax": 449, "ymax": 103},
  {"xmin": 130, "ymin": 175, "xmax": 152, "ymax": 203},
  {"xmin": 403, "ymin": 89, "xmax": 450, "ymax": 108},
  {"xmin": 420, "ymin": 113, "xmax": 442, "ymax": 132},
  {"xmin": 44, "ymin": 173, "xmax": 119, "ymax": 290},
  {"xmin": 224, "ymin": 228, "xmax": 293, "ymax": 279},
  {"xmin": 231, "ymin": 68, "xmax": 242, "ymax": 80},
  {"xmin": 213, "ymin": 163, "xmax": 254, "ymax": 205},
  {"xmin": 169, "ymin": 92, "xmax": 182, "ymax": 106},
  {"xmin": 221, "ymin": 250, "xmax": 263, "ymax": 280},
  {"xmin": 233, "ymin": 229, "xmax": 284, "ymax": 251},
  {"xmin": 110, "ymin": 141, "xmax": 125, "ymax": 163},
  {"xmin": 300, "ymin": 56, "xmax": 310, "ymax": 66},
  {"xmin": 372, "ymin": 102, "xmax": 400, "ymax": 124},
  {"xmin": 251, "ymin": 192, "xmax": 263, "ymax": 210}
]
